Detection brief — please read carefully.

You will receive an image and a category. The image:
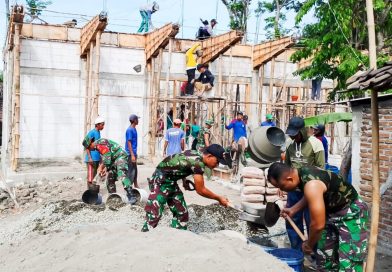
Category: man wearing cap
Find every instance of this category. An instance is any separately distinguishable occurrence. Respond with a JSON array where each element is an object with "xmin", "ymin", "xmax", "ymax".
[
  {"xmin": 142, "ymin": 144, "xmax": 232, "ymax": 232},
  {"xmin": 196, "ymin": 119, "xmax": 213, "ymax": 152},
  {"xmin": 283, "ymin": 116, "xmax": 325, "ymax": 251},
  {"xmin": 225, "ymin": 112, "xmax": 247, "ymax": 143},
  {"xmin": 82, "ymin": 136, "xmax": 137, "ymax": 204},
  {"xmin": 125, "ymin": 114, "xmax": 140, "ymax": 189},
  {"xmin": 312, "ymin": 124, "xmax": 329, "ymax": 165},
  {"xmin": 194, "ymin": 64, "xmax": 214, "ymax": 96},
  {"xmin": 163, "ymin": 119, "xmax": 185, "ymax": 157},
  {"xmin": 85, "ymin": 116, "xmax": 105, "ymax": 189},
  {"xmin": 261, "ymin": 114, "xmax": 276, "ymax": 127}
]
